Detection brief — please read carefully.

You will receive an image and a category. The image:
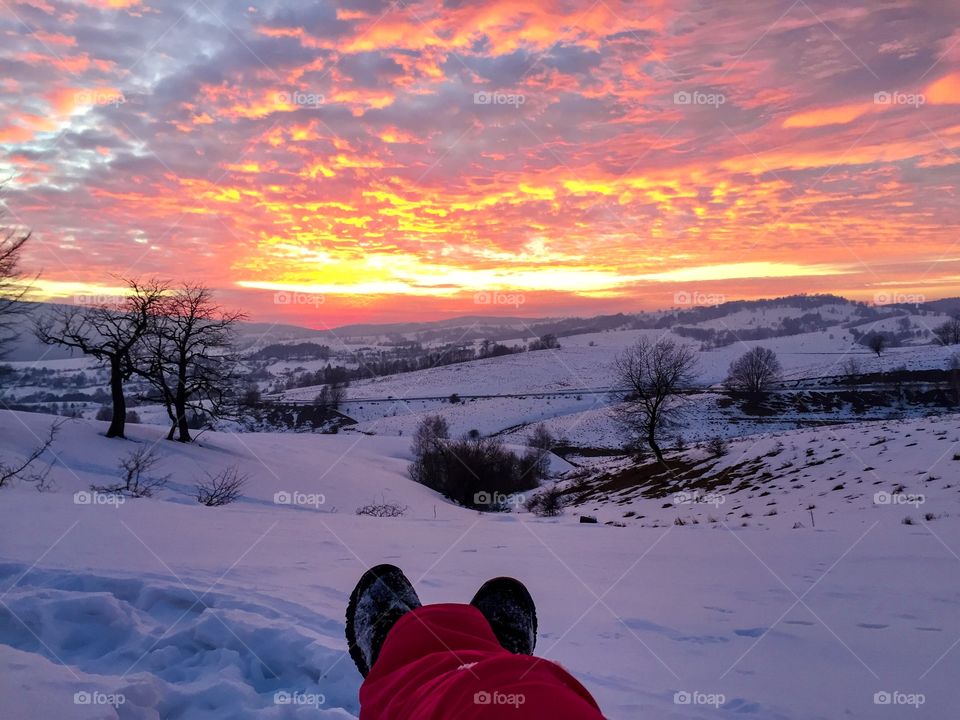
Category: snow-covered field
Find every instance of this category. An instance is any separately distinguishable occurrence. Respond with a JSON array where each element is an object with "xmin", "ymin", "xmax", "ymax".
[
  {"xmin": 3, "ymin": 299, "xmax": 960, "ymax": 719},
  {"xmin": 2, "ymin": 410, "xmax": 960, "ymax": 719},
  {"xmin": 276, "ymin": 320, "xmax": 959, "ymax": 442}
]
